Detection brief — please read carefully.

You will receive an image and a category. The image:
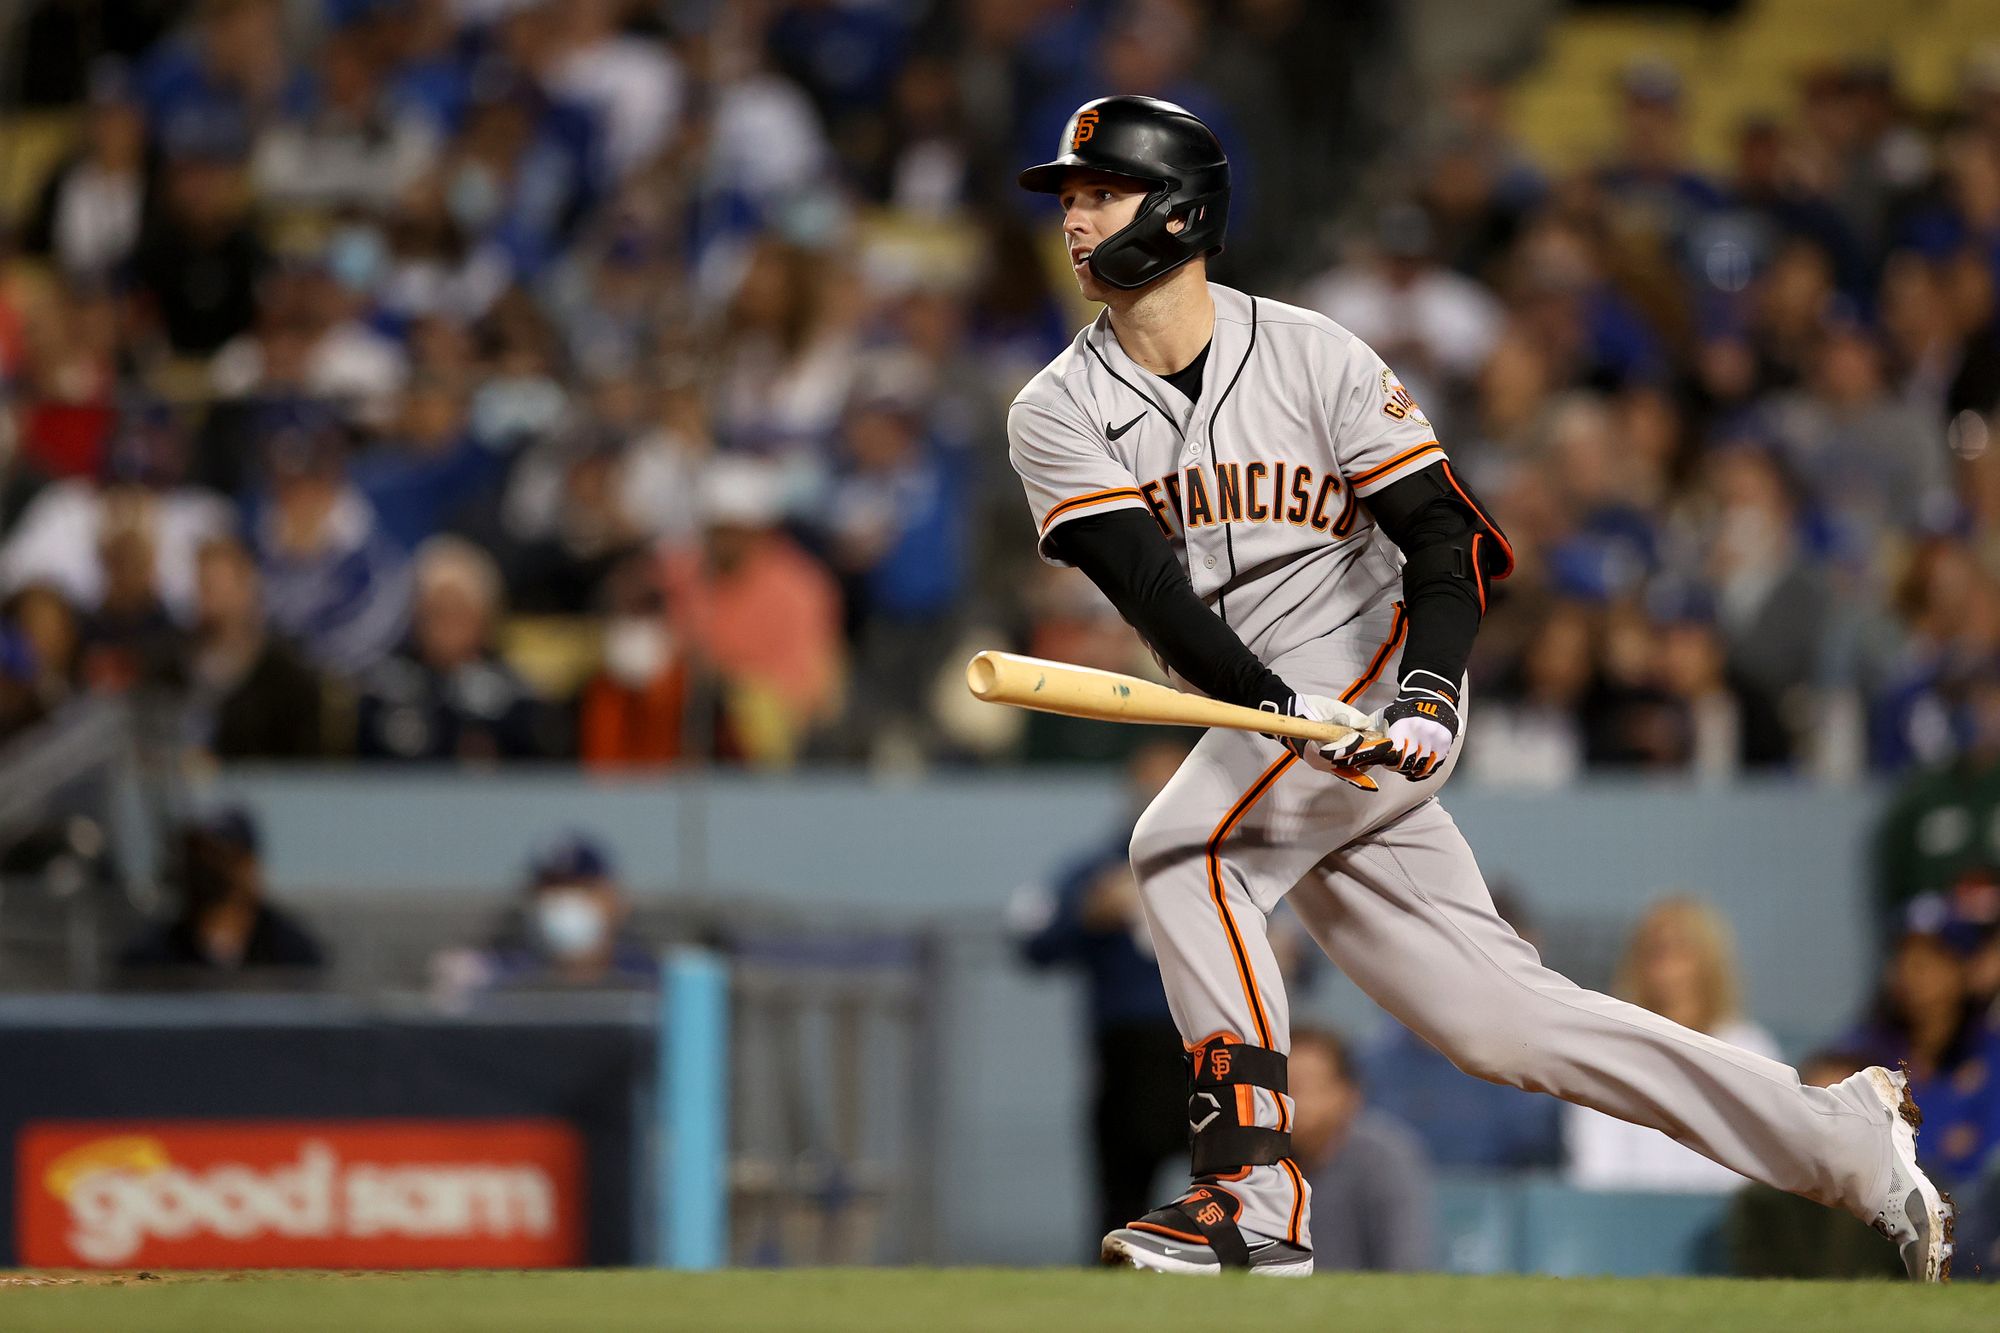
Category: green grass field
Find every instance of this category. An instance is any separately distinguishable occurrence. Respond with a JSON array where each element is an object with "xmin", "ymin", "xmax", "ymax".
[{"xmin": 4, "ymin": 1269, "xmax": 1998, "ymax": 1333}]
